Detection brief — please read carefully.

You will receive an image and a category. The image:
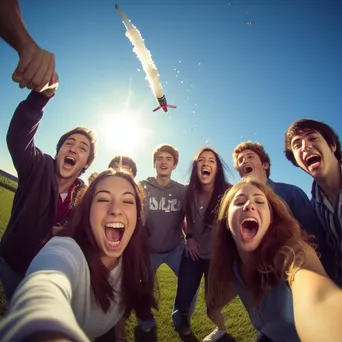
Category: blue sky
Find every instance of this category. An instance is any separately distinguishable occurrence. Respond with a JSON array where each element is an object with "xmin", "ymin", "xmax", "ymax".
[{"xmin": 0, "ymin": 0, "xmax": 341, "ymax": 195}]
